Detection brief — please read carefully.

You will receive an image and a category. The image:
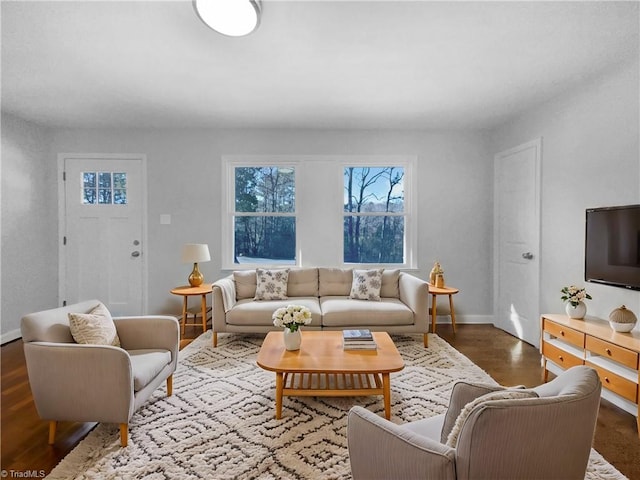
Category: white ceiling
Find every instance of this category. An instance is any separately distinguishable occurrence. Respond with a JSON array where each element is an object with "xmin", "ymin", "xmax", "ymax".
[{"xmin": 2, "ymin": 0, "xmax": 638, "ymax": 130}]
